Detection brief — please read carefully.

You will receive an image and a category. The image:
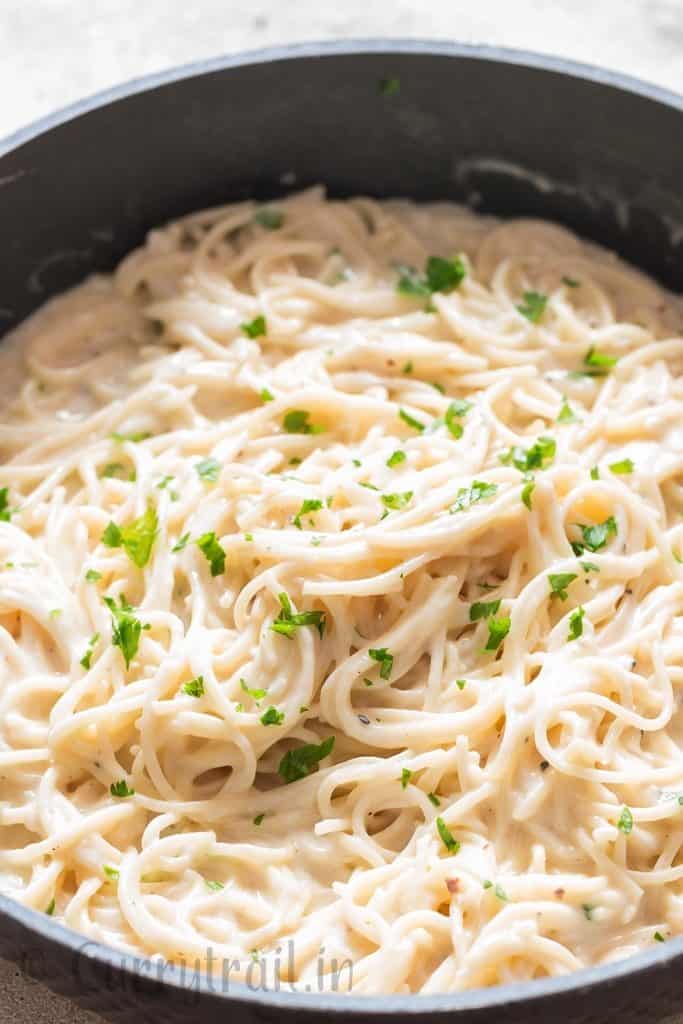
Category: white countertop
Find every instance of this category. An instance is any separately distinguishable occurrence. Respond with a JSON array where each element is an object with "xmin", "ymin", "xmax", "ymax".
[{"xmin": 0, "ymin": 1, "xmax": 681, "ymax": 1021}]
